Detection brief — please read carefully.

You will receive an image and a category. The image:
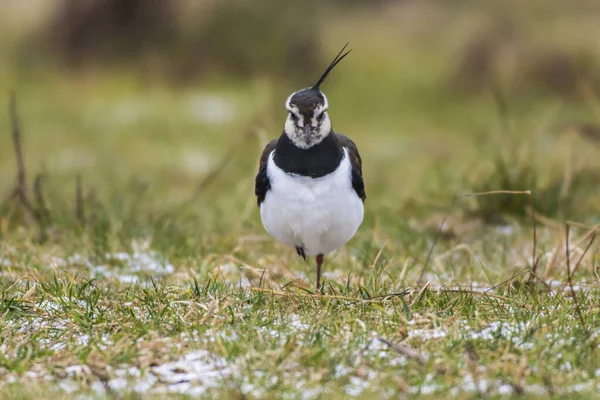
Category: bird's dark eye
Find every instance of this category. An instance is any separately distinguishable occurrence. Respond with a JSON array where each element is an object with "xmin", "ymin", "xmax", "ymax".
[{"xmin": 290, "ymin": 113, "xmax": 298, "ymax": 121}]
